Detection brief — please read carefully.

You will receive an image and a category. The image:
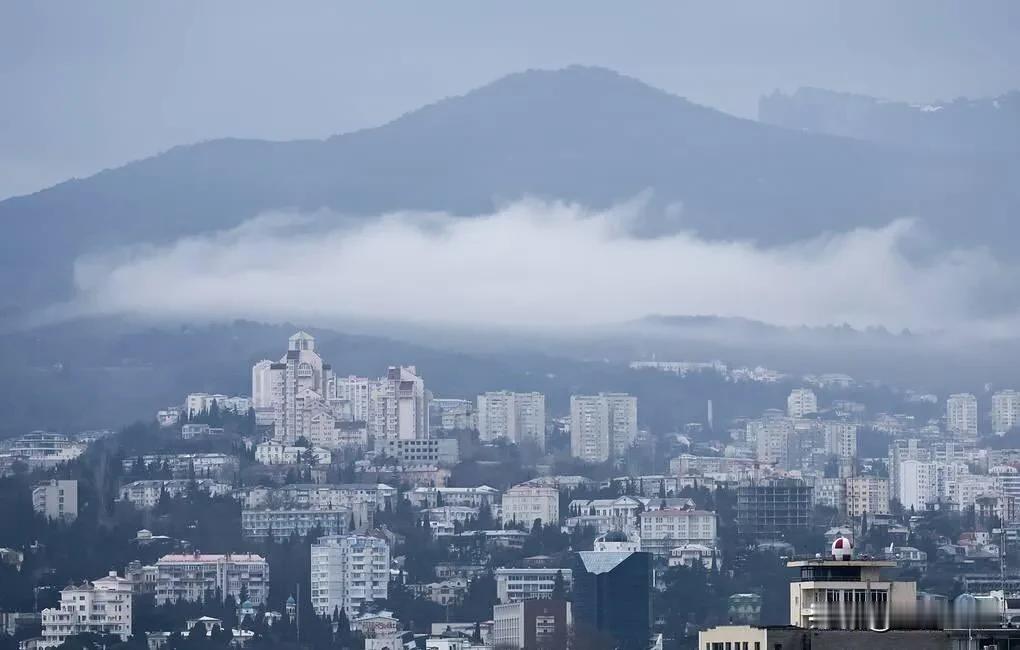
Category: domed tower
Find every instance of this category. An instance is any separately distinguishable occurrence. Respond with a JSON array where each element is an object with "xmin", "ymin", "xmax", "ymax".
[{"xmin": 831, "ymin": 536, "xmax": 853, "ymax": 561}]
